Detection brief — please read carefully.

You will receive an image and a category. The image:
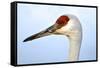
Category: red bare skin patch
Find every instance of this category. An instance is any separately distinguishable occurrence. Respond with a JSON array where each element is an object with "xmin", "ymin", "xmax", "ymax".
[{"xmin": 56, "ymin": 15, "xmax": 69, "ymax": 27}]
